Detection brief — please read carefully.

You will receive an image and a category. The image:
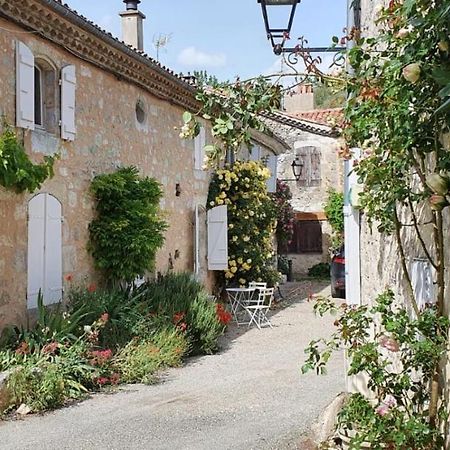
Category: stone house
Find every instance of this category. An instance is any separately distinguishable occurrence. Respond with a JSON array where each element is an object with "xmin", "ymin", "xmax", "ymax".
[
  {"xmin": 0, "ymin": 0, "xmax": 284, "ymax": 329},
  {"xmin": 263, "ymin": 85, "xmax": 344, "ymax": 276}
]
